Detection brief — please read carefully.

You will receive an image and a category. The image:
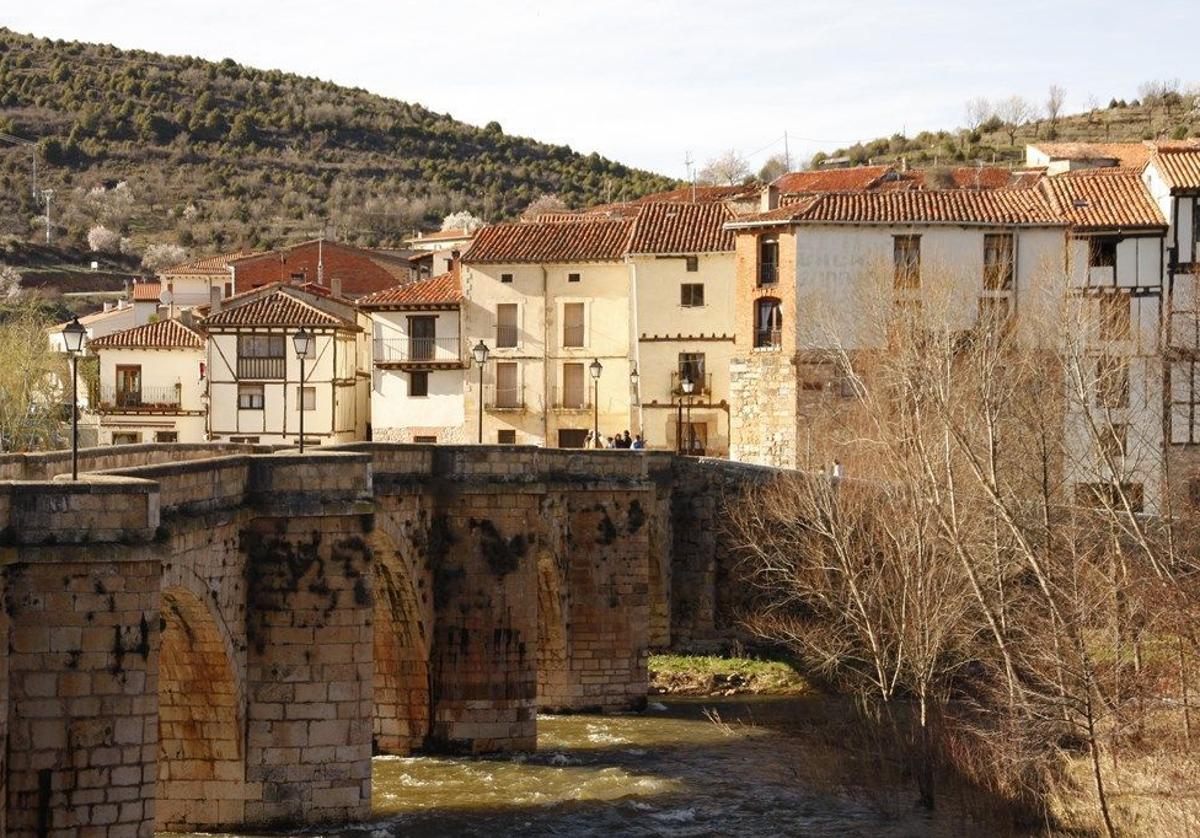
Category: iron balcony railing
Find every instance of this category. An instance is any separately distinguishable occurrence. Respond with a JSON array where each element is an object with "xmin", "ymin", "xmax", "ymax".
[
  {"xmin": 551, "ymin": 385, "xmax": 591, "ymax": 411},
  {"xmin": 99, "ymin": 384, "xmax": 181, "ymax": 410},
  {"xmin": 670, "ymin": 371, "xmax": 712, "ymax": 398},
  {"xmin": 561, "ymin": 324, "xmax": 585, "ymax": 348},
  {"xmin": 374, "ymin": 336, "xmax": 462, "ymax": 364},
  {"xmin": 754, "ymin": 328, "xmax": 783, "ymax": 349},
  {"xmin": 486, "ymin": 384, "xmax": 525, "ymax": 410},
  {"xmin": 495, "ymin": 324, "xmax": 519, "ymax": 348},
  {"xmin": 758, "ymin": 263, "xmax": 778, "ymax": 286},
  {"xmin": 237, "ymin": 356, "xmax": 286, "ymax": 379}
]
